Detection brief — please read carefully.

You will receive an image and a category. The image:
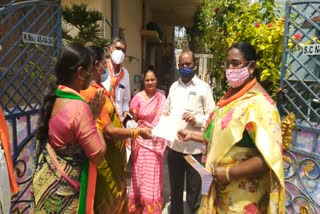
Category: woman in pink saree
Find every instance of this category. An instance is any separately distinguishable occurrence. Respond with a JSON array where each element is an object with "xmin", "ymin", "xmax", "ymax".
[{"xmin": 128, "ymin": 69, "xmax": 167, "ymax": 213}]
